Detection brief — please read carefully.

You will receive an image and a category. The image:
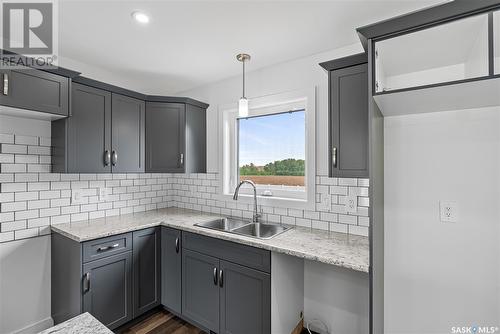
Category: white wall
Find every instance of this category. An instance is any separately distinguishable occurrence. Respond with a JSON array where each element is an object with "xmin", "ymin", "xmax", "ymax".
[
  {"xmin": 177, "ymin": 43, "xmax": 364, "ymax": 175},
  {"xmin": 0, "ymin": 116, "xmax": 53, "ymax": 334},
  {"xmin": 384, "ymin": 106, "xmax": 500, "ymax": 333},
  {"xmin": 0, "ymin": 236, "xmax": 52, "ymax": 334}
]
